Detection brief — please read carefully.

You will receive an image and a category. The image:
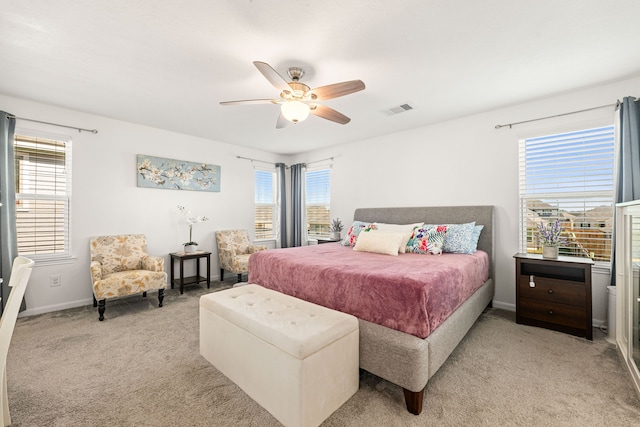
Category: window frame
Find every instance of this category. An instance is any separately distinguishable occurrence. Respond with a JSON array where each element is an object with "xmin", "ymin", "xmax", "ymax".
[
  {"xmin": 254, "ymin": 166, "xmax": 278, "ymax": 241},
  {"xmin": 518, "ymin": 123, "xmax": 615, "ymax": 268},
  {"xmin": 305, "ymin": 165, "xmax": 331, "ymax": 239},
  {"xmin": 14, "ymin": 129, "xmax": 73, "ymax": 263}
]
